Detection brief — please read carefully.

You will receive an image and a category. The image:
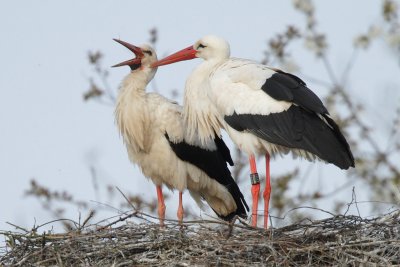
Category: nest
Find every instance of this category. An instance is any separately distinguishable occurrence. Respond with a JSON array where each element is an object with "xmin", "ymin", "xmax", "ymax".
[{"xmin": 1, "ymin": 210, "xmax": 400, "ymax": 266}]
